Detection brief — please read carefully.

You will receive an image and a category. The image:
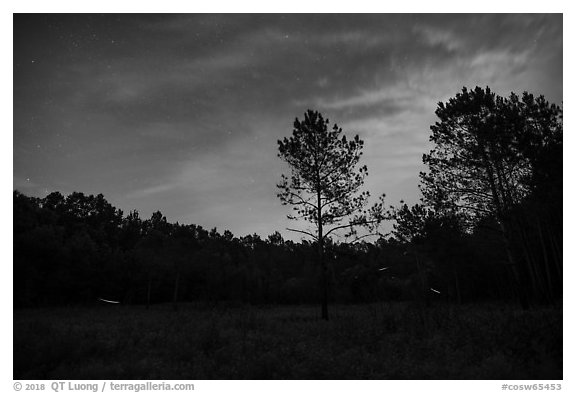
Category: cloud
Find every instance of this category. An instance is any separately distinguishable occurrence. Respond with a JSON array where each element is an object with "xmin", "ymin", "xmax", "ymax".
[
  {"xmin": 125, "ymin": 183, "xmax": 177, "ymax": 199},
  {"xmin": 312, "ymin": 88, "xmax": 411, "ymax": 110},
  {"xmin": 413, "ymin": 24, "xmax": 463, "ymax": 52}
]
